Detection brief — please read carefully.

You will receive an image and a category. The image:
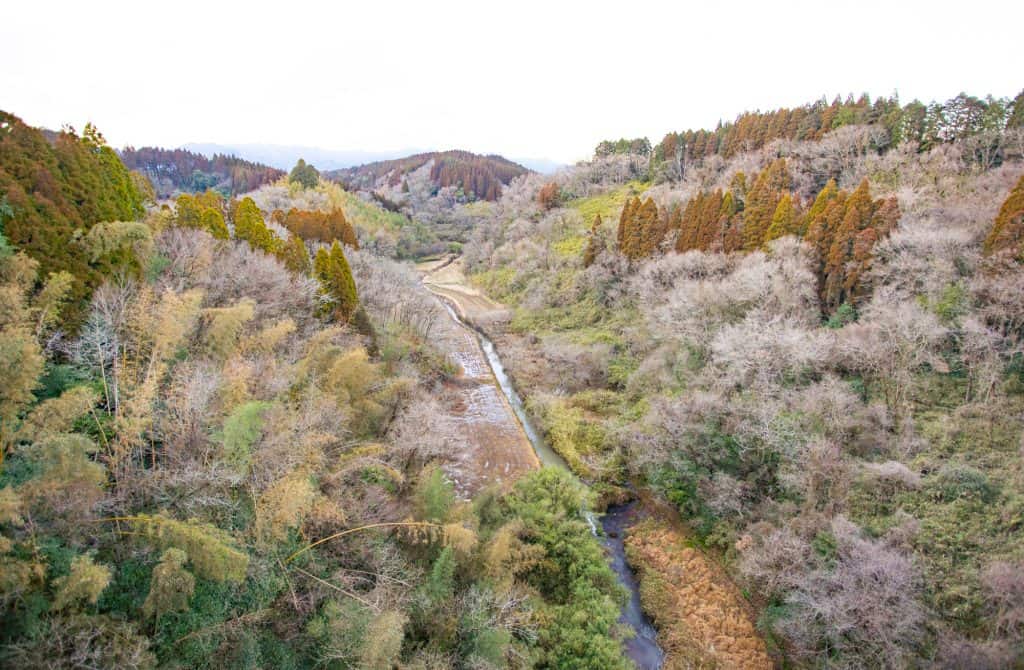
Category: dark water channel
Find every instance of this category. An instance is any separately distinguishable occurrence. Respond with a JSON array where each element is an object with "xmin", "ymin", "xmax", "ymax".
[{"xmin": 601, "ymin": 503, "xmax": 665, "ymax": 670}]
